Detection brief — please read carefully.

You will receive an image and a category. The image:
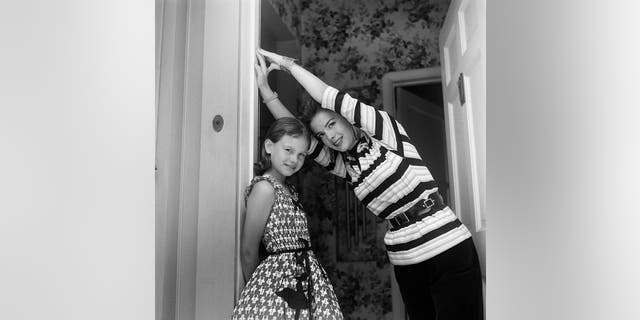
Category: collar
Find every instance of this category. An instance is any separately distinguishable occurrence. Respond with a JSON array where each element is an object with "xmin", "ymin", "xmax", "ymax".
[{"xmin": 344, "ymin": 127, "xmax": 371, "ymax": 163}]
